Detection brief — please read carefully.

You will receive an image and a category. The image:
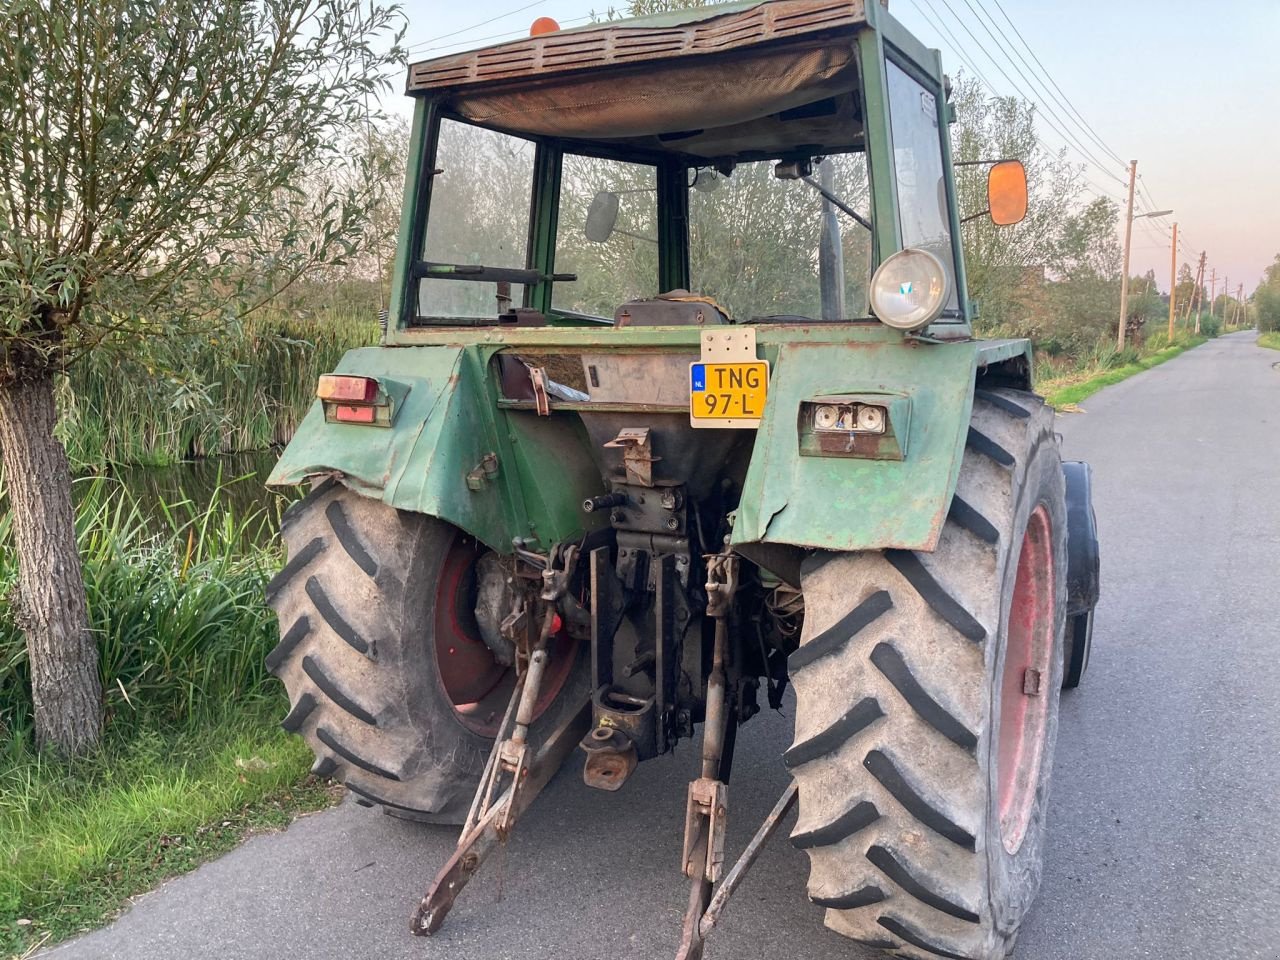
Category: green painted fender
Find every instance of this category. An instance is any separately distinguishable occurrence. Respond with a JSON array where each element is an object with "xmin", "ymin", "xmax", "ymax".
[
  {"xmin": 733, "ymin": 337, "xmax": 1031, "ymax": 553},
  {"xmin": 267, "ymin": 344, "xmax": 608, "ymax": 552}
]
